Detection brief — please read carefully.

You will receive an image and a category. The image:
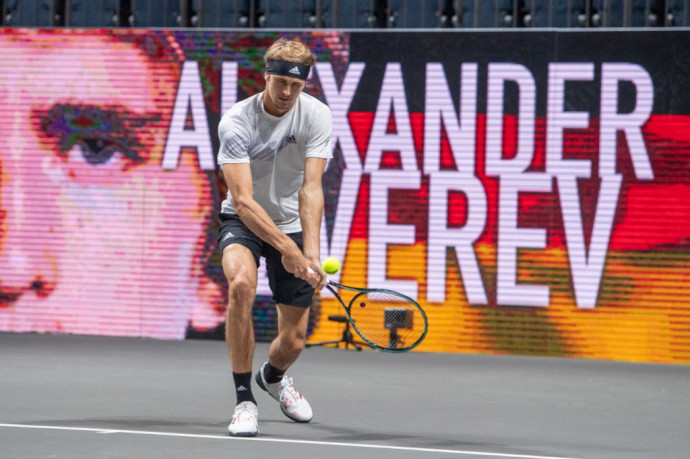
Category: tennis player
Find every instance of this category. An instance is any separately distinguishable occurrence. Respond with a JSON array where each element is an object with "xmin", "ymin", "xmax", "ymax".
[{"xmin": 216, "ymin": 37, "xmax": 332, "ymax": 437}]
